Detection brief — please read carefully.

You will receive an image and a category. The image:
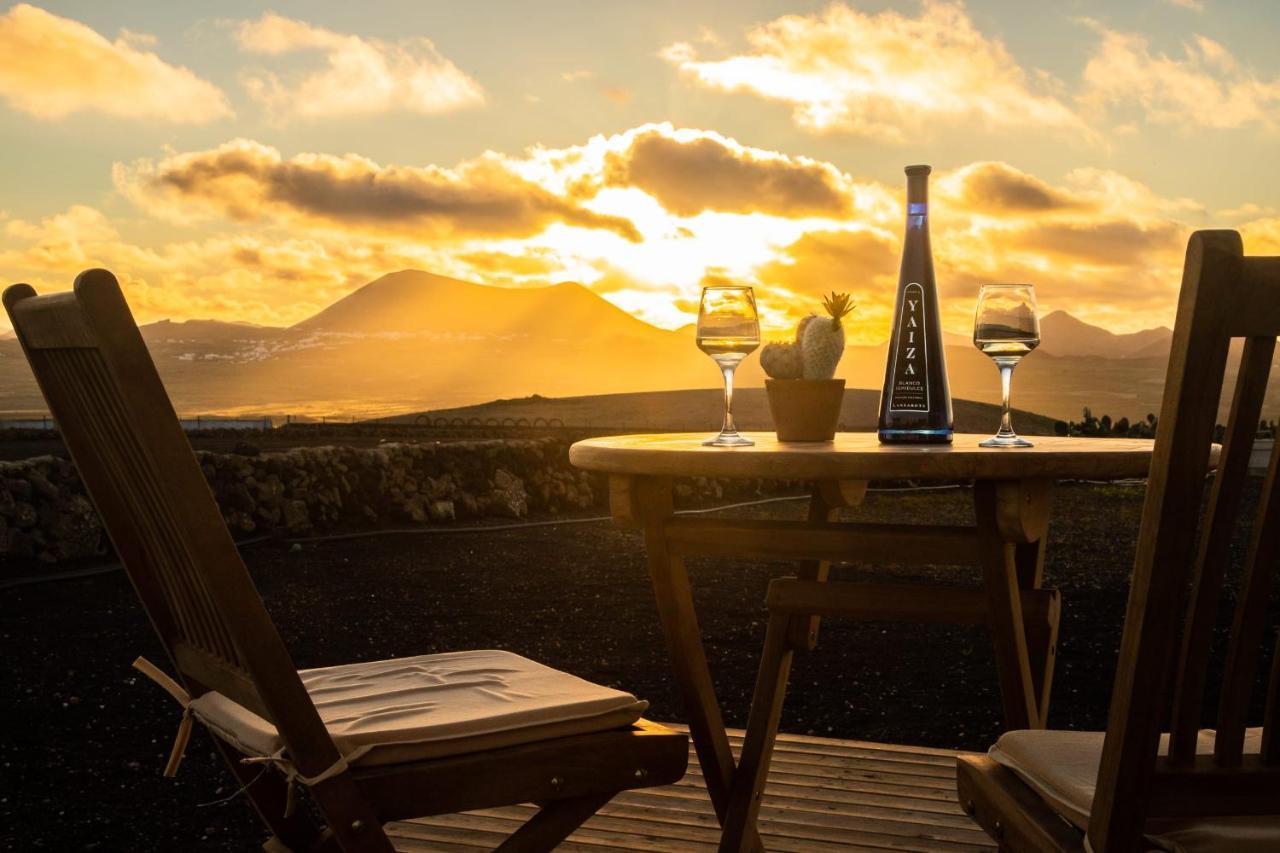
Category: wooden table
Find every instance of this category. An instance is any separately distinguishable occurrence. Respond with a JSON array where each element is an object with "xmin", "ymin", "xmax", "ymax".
[{"xmin": 570, "ymin": 432, "xmax": 1157, "ymax": 851}]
